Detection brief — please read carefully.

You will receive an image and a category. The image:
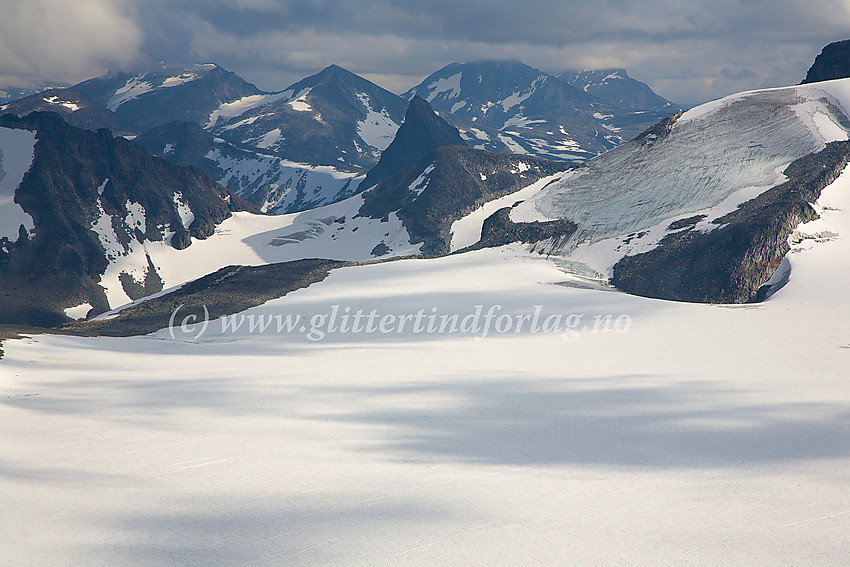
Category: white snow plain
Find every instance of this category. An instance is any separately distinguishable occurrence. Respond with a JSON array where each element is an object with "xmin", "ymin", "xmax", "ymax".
[{"xmin": 3, "ymin": 164, "xmax": 850, "ymax": 566}]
